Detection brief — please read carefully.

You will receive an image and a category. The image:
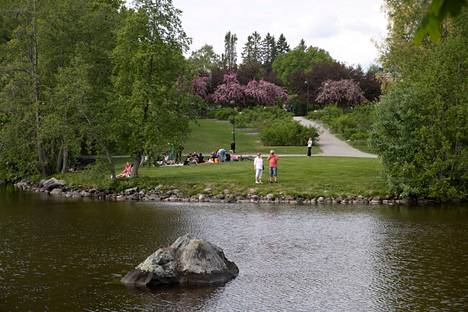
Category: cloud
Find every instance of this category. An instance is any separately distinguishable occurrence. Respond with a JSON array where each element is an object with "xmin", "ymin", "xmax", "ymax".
[{"xmin": 173, "ymin": 0, "xmax": 387, "ymax": 68}]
